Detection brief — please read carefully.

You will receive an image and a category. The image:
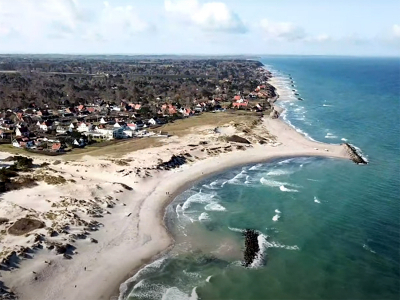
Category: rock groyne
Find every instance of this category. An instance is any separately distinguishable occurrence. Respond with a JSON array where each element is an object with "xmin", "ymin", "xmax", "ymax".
[
  {"xmin": 344, "ymin": 143, "xmax": 368, "ymax": 164},
  {"xmin": 242, "ymin": 229, "xmax": 260, "ymax": 267}
]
